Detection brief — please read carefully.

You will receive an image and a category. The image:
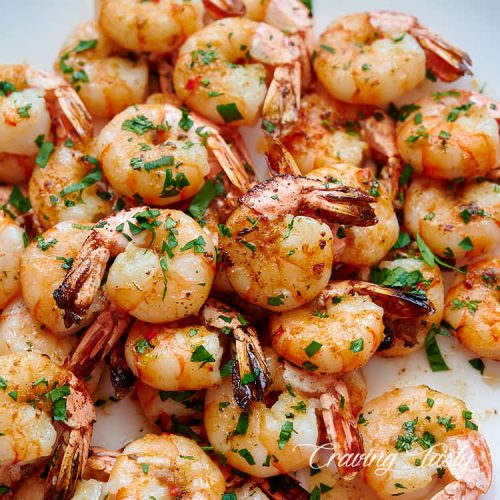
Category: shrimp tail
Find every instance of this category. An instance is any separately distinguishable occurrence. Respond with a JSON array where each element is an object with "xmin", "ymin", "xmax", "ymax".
[
  {"xmin": 109, "ymin": 338, "xmax": 137, "ymax": 399},
  {"xmin": 262, "ymin": 63, "xmax": 301, "ymax": 137},
  {"xmin": 320, "ymin": 381, "xmax": 364, "ymax": 479},
  {"xmin": 240, "ymin": 175, "xmax": 378, "ymax": 227},
  {"xmin": 265, "ymin": 137, "xmax": 302, "ymax": 176},
  {"xmin": 67, "ymin": 306, "xmax": 131, "ymax": 379},
  {"xmin": 44, "ymin": 427, "xmax": 92, "ymax": 500},
  {"xmin": 200, "ymin": 298, "xmax": 271, "ymax": 408},
  {"xmin": 256, "ymin": 475, "xmax": 310, "ymax": 499},
  {"xmin": 203, "ymin": 0, "xmax": 246, "ymax": 17},
  {"xmin": 347, "ymin": 280, "xmax": 435, "ymax": 318},
  {"xmin": 369, "ymin": 11, "xmax": 472, "ymax": 82},
  {"xmin": 53, "ymin": 237, "xmax": 110, "ymax": 328},
  {"xmin": 53, "ymin": 86, "xmax": 94, "ymax": 141}
]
